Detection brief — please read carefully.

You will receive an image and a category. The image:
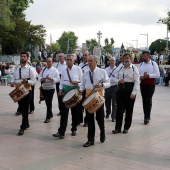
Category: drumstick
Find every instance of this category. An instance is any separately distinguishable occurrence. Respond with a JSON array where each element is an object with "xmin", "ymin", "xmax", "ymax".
[{"xmin": 88, "ymin": 80, "xmax": 103, "ymax": 96}]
